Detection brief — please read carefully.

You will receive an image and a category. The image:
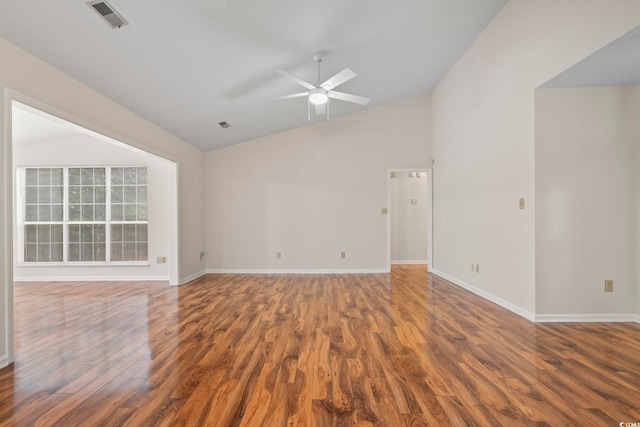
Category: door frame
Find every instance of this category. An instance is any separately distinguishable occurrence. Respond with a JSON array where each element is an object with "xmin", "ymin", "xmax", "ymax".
[
  {"xmin": 3, "ymin": 89, "xmax": 180, "ymax": 366},
  {"xmin": 386, "ymin": 167, "xmax": 433, "ymax": 272}
]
